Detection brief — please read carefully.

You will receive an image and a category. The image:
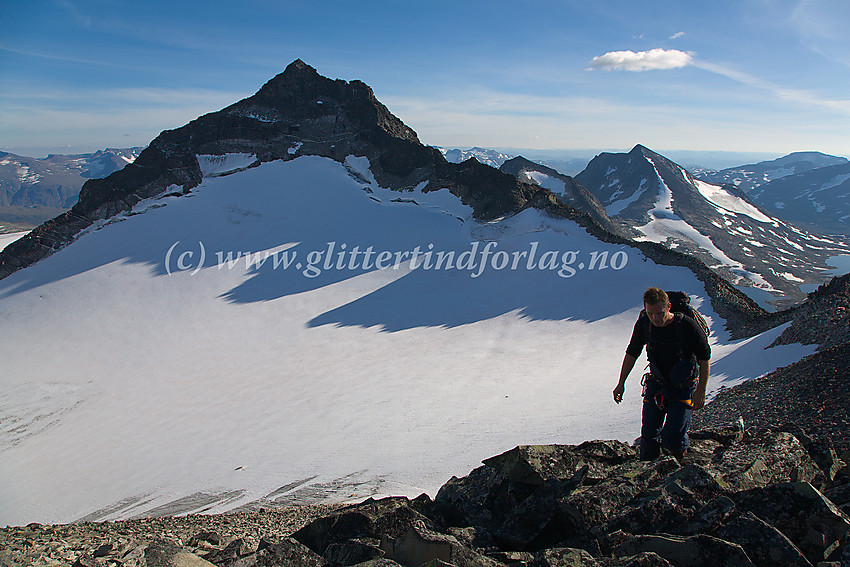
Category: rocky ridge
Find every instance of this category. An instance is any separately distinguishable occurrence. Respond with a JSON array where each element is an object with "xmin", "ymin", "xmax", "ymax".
[
  {"xmin": 0, "ymin": 60, "xmax": 788, "ymax": 340},
  {"xmin": 695, "ymin": 152, "xmax": 848, "ymax": 195},
  {"xmin": 0, "ymin": 60, "xmax": 547, "ymax": 280},
  {"xmin": 498, "ymin": 157, "xmax": 622, "ymax": 236},
  {"xmin": 2, "ymin": 421, "xmax": 848, "ymax": 567},
  {"xmin": 574, "ymin": 145, "xmax": 850, "ymax": 307}
]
